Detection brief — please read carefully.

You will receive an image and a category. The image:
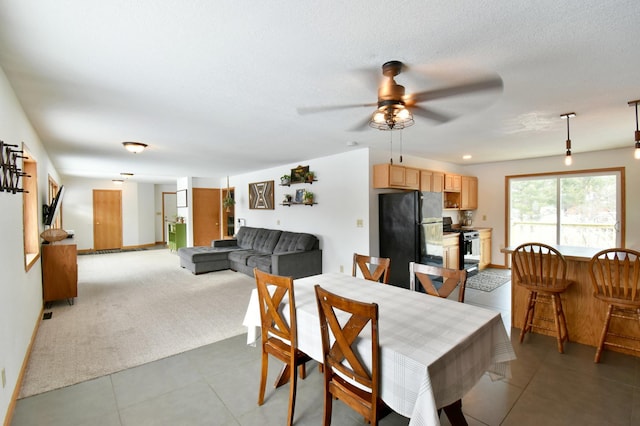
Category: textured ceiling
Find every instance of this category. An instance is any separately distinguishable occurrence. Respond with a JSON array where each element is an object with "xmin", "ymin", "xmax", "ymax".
[{"xmin": 1, "ymin": 1, "xmax": 639, "ymax": 183}]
